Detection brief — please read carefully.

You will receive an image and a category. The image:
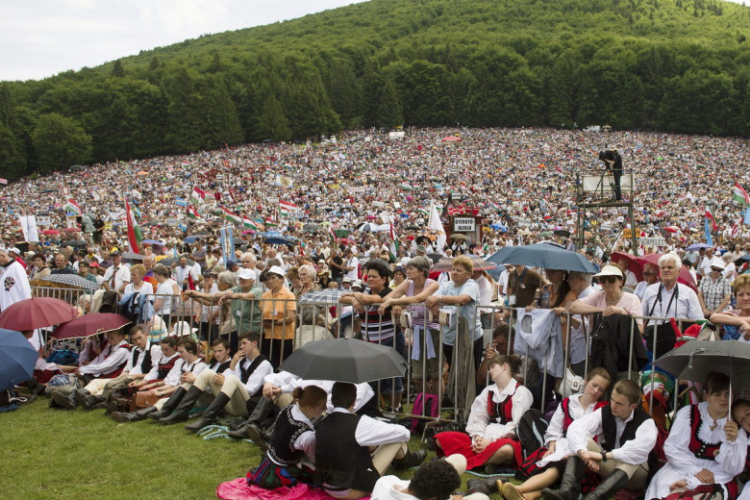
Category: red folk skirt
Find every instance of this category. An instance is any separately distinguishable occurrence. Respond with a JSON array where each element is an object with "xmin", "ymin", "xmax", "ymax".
[{"xmin": 436, "ymin": 431, "xmax": 523, "ymax": 470}]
